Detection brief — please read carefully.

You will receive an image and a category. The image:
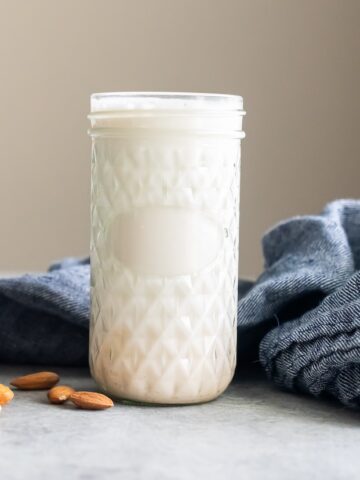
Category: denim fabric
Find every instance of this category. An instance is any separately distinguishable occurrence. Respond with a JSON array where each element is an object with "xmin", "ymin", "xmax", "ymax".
[
  {"xmin": 0, "ymin": 199, "xmax": 359, "ymax": 408},
  {"xmin": 0, "ymin": 259, "xmax": 90, "ymax": 365},
  {"xmin": 259, "ymin": 272, "xmax": 360, "ymax": 407},
  {"xmin": 238, "ymin": 199, "xmax": 360, "ymax": 407}
]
